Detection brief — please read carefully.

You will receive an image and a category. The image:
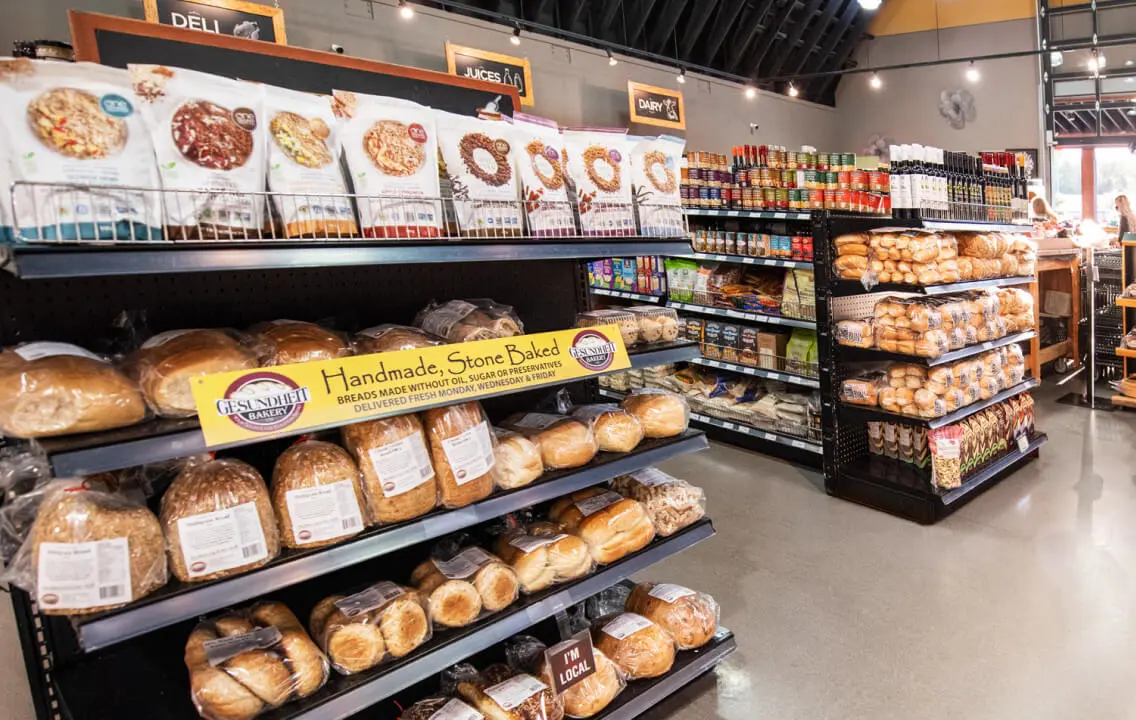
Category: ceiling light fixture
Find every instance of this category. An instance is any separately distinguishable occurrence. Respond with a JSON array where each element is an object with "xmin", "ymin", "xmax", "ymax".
[
  {"xmin": 745, "ymin": 86, "xmax": 756, "ymax": 100},
  {"xmin": 859, "ymin": 0, "xmax": 882, "ymax": 9},
  {"xmin": 966, "ymin": 61, "xmax": 980, "ymax": 83},
  {"xmin": 869, "ymin": 72, "xmax": 883, "ymax": 89},
  {"xmin": 510, "ymin": 26, "xmax": 521, "ymax": 45},
  {"xmin": 677, "ymin": 67, "xmax": 686, "ymax": 84},
  {"xmin": 1051, "ymin": 51, "xmax": 1064, "ymax": 67},
  {"xmin": 607, "ymin": 50, "xmax": 618, "ymax": 66},
  {"xmin": 788, "ymin": 82, "xmax": 799, "ymax": 97},
  {"xmin": 398, "ymin": 0, "xmax": 414, "ymax": 20}
]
